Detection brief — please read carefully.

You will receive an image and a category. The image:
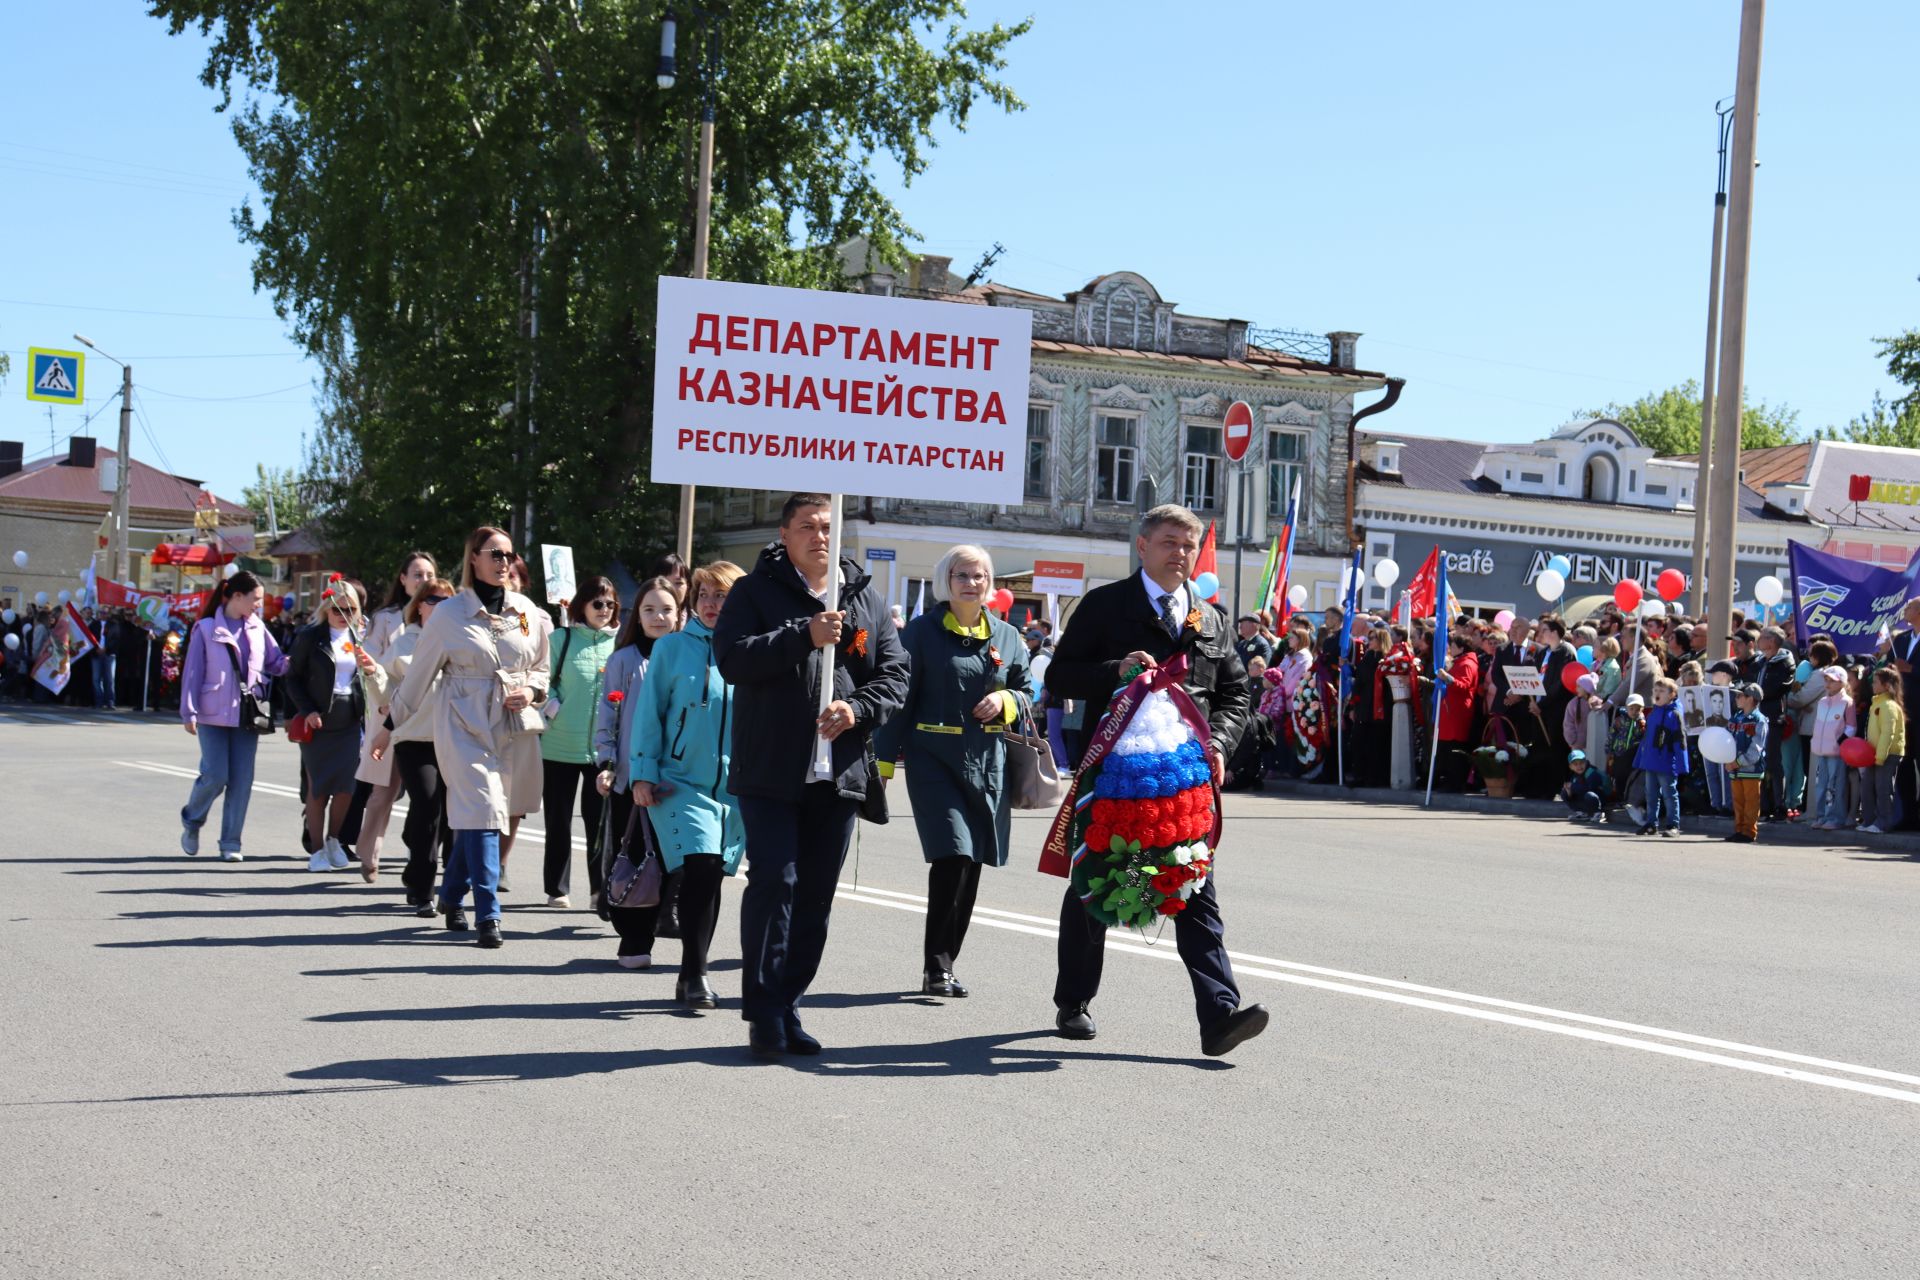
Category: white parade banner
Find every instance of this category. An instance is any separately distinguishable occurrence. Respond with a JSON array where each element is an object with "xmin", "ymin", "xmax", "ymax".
[{"xmin": 651, "ymin": 276, "xmax": 1033, "ymax": 504}]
